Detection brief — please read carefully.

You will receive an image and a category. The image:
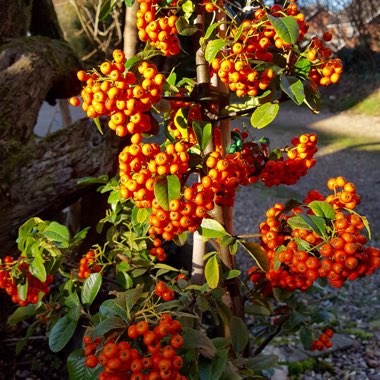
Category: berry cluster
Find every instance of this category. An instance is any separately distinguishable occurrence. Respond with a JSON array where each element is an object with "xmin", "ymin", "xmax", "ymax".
[
  {"xmin": 260, "ymin": 133, "xmax": 318, "ymax": 186},
  {"xmin": 0, "ymin": 256, "xmax": 53, "ymax": 306},
  {"xmin": 154, "ymin": 281, "xmax": 175, "ymax": 301},
  {"xmin": 136, "ymin": 0, "xmax": 180, "ymax": 56},
  {"xmin": 78, "ymin": 250, "xmax": 102, "ymax": 279},
  {"xmin": 84, "ymin": 315, "xmax": 186, "ymax": 380},
  {"xmin": 72, "ymin": 52, "xmax": 165, "ymax": 137},
  {"xmin": 310, "ymin": 328, "xmax": 334, "ymax": 351},
  {"xmin": 251, "ymin": 177, "xmax": 380, "ymax": 292}
]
